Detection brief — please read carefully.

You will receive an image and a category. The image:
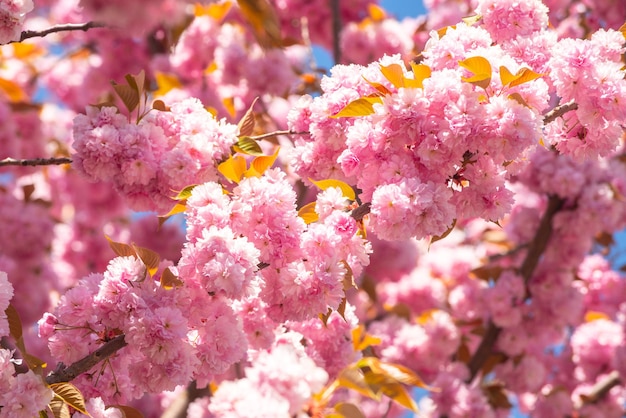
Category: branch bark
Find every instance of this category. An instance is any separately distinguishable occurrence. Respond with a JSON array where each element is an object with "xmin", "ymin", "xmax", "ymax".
[
  {"xmin": 17, "ymin": 21, "xmax": 105, "ymax": 43},
  {"xmin": 0, "ymin": 157, "xmax": 72, "ymax": 167},
  {"xmin": 466, "ymin": 195, "xmax": 564, "ymax": 382},
  {"xmin": 46, "ymin": 335, "xmax": 127, "ymax": 384},
  {"xmin": 329, "ymin": 0, "xmax": 342, "ymax": 64},
  {"xmin": 544, "ymin": 100, "xmax": 578, "ymax": 124},
  {"xmin": 580, "ymin": 371, "xmax": 622, "ymax": 404}
]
